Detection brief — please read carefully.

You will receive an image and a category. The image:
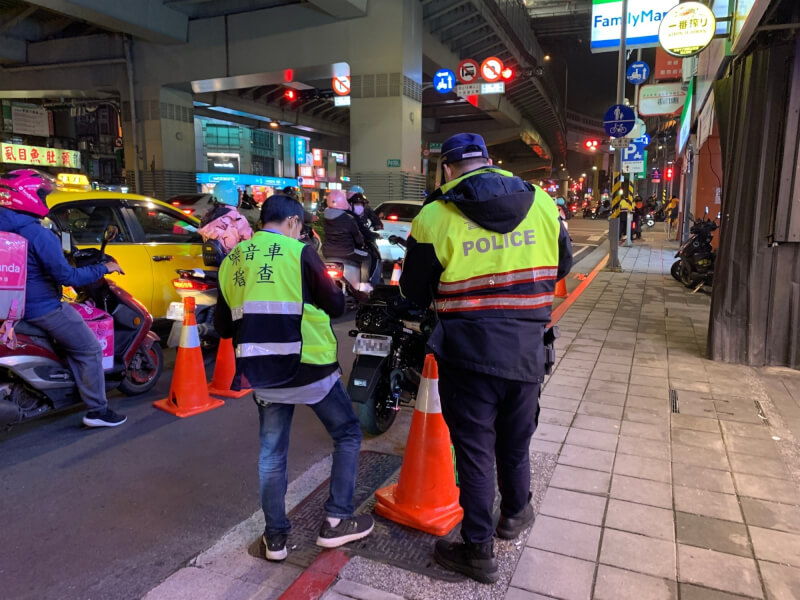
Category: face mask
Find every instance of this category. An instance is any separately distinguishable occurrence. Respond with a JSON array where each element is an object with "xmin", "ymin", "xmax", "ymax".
[{"xmin": 353, "ymin": 205, "xmax": 364, "ymax": 216}]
